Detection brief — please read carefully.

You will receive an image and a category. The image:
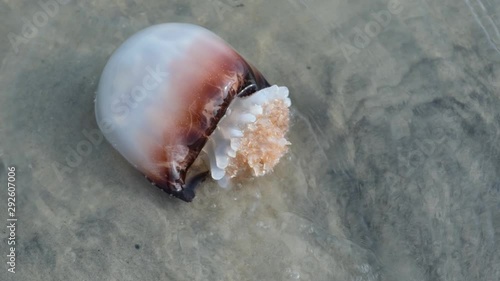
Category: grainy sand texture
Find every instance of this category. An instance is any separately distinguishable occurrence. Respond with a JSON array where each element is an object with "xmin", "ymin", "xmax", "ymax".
[{"xmin": 0, "ymin": 0, "xmax": 499, "ymax": 280}]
